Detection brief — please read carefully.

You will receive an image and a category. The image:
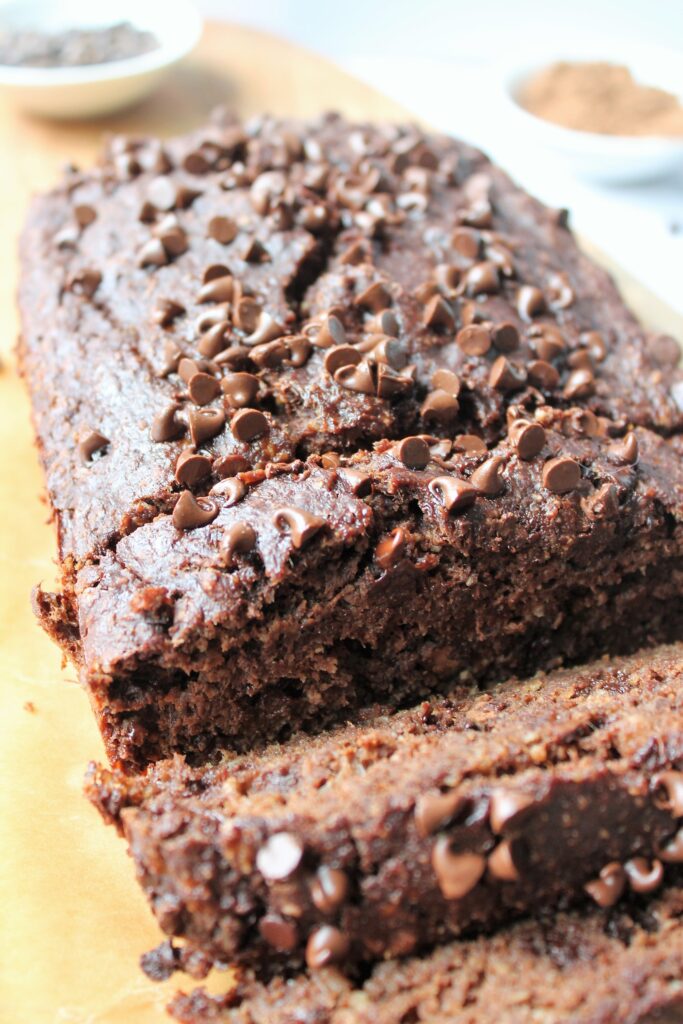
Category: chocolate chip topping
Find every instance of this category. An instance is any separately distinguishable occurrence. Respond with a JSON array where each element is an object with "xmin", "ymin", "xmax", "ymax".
[
  {"xmin": 189, "ymin": 407, "xmax": 225, "ymax": 447},
  {"xmin": 509, "ymin": 419, "xmax": 546, "ymax": 460},
  {"xmin": 491, "ymin": 322, "xmax": 519, "ymax": 353},
  {"xmin": 528, "ymin": 360, "xmax": 560, "ymax": 389},
  {"xmin": 337, "ymin": 468, "xmax": 372, "ymax": 497},
  {"xmin": 431, "ymin": 839, "xmax": 486, "ymax": 899},
  {"xmin": 188, "ymin": 372, "xmax": 222, "ymax": 407},
  {"xmin": 208, "ymin": 216, "xmax": 238, "ymax": 244},
  {"xmin": 464, "ymin": 261, "xmax": 499, "ymax": 295},
  {"xmin": 429, "ymin": 476, "xmax": 478, "ymax": 513},
  {"xmin": 517, "ymin": 285, "xmax": 546, "ymax": 320},
  {"xmin": 324, "ymin": 345, "xmax": 361, "ymax": 376},
  {"xmin": 424, "ymin": 295, "xmax": 455, "ymax": 331},
  {"xmin": 624, "ymin": 857, "xmax": 664, "ymax": 895},
  {"xmin": 489, "ymin": 356, "xmax": 526, "ymax": 392},
  {"xmin": 198, "ymin": 322, "xmax": 230, "ymax": 358},
  {"xmin": 431, "ymin": 369, "xmax": 461, "ymax": 398},
  {"xmin": 453, "ymin": 434, "xmax": 487, "ymax": 455},
  {"xmin": 334, "ymin": 360, "xmax": 375, "ymax": 396},
  {"xmin": 584, "ymin": 862, "xmax": 626, "ymax": 908},
  {"xmin": 258, "ymin": 915, "xmax": 298, "ymax": 952},
  {"xmin": 542, "ymin": 456, "xmax": 581, "ymax": 494},
  {"xmin": 396, "ymin": 436, "xmax": 430, "ymax": 469},
  {"xmin": 609, "ymin": 432, "xmax": 639, "ymax": 466},
  {"xmin": 220, "ymin": 521, "xmax": 256, "ymax": 565},
  {"xmin": 305, "ymin": 926, "xmax": 350, "ymax": 970},
  {"xmin": 355, "ymin": 281, "xmax": 392, "ymax": 312},
  {"xmin": 151, "ymin": 402, "xmax": 185, "ymax": 443},
  {"xmin": 452, "ymin": 226, "xmax": 480, "ymax": 259},
  {"xmin": 172, "ymin": 491, "xmax": 218, "ymax": 531},
  {"xmin": 175, "ymin": 450, "xmax": 212, "ymax": 486},
  {"xmin": 653, "ymin": 771, "xmax": 683, "ymax": 817},
  {"xmin": 375, "ymin": 527, "xmax": 405, "ymax": 569},
  {"xmin": 198, "ymin": 275, "xmax": 234, "ymax": 304},
  {"xmin": 310, "ymin": 867, "xmax": 349, "ymax": 914},
  {"xmin": 315, "ymin": 314, "xmax": 346, "ymax": 349},
  {"xmin": 68, "ymin": 267, "xmax": 102, "ymax": 297},
  {"xmin": 231, "ymin": 408, "xmax": 269, "ymax": 442},
  {"xmin": 209, "ymin": 478, "xmax": 246, "ymax": 505},
  {"xmin": 470, "ymin": 456, "xmax": 505, "ymax": 497},
  {"xmin": 489, "ymin": 790, "xmax": 534, "ymax": 834},
  {"xmin": 656, "ymin": 828, "xmax": 683, "ymax": 863},
  {"xmin": 256, "ymin": 832, "xmax": 304, "ymax": 880},
  {"xmin": 152, "ymin": 297, "xmax": 185, "ymax": 327},
  {"xmin": 414, "ymin": 790, "xmax": 467, "ymax": 837},
  {"xmin": 456, "ymin": 324, "xmax": 491, "ymax": 357},
  {"xmin": 564, "ymin": 367, "xmax": 596, "ymax": 400},
  {"xmin": 138, "ymin": 237, "xmax": 168, "ymax": 268},
  {"xmin": 421, "ymin": 389, "xmax": 460, "ymax": 424},
  {"xmin": 221, "ymin": 372, "xmax": 259, "ymax": 408},
  {"xmin": 272, "ymin": 506, "xmax": 325, "ymax": 549},
  {"xmin": 78, "ymin": 429, "xmax": 109, "ymax": 463},
  {"xmin": 487, "ymin": 839, "xmax": 520, "ymax": 882}
]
